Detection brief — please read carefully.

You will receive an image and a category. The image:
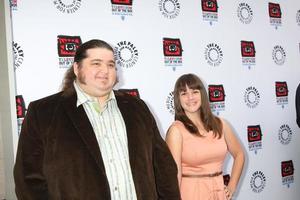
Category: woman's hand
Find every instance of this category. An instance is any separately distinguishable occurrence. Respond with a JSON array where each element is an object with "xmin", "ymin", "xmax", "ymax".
[{"xmin": 224, "ymin": 185, "xmax": 233, "ymax": 200}]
